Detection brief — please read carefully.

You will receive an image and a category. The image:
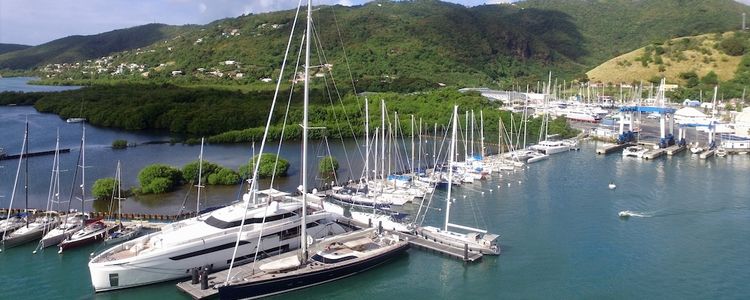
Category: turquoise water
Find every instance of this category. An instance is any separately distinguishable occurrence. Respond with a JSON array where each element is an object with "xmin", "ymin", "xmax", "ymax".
[
  {"xmin": 2, "ymin": 143, "xmax": 750, "ymax": 299},
  {"xmin": 2, "ymin": 77, "xmax": 750, "ymax": 298}
]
